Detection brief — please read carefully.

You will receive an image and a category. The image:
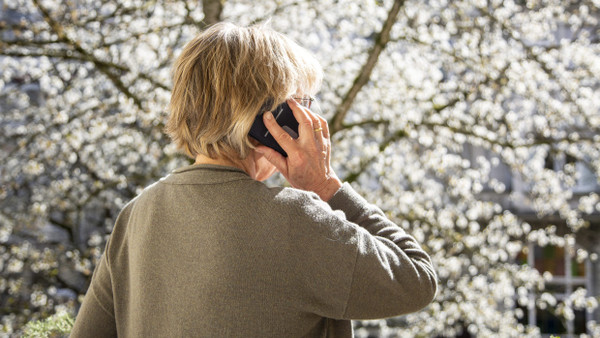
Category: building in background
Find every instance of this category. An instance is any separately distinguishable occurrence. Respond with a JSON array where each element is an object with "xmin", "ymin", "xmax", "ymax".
[{"xmin": 468, "ymin": 143, "xmax": 600, "ymax": 337}]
